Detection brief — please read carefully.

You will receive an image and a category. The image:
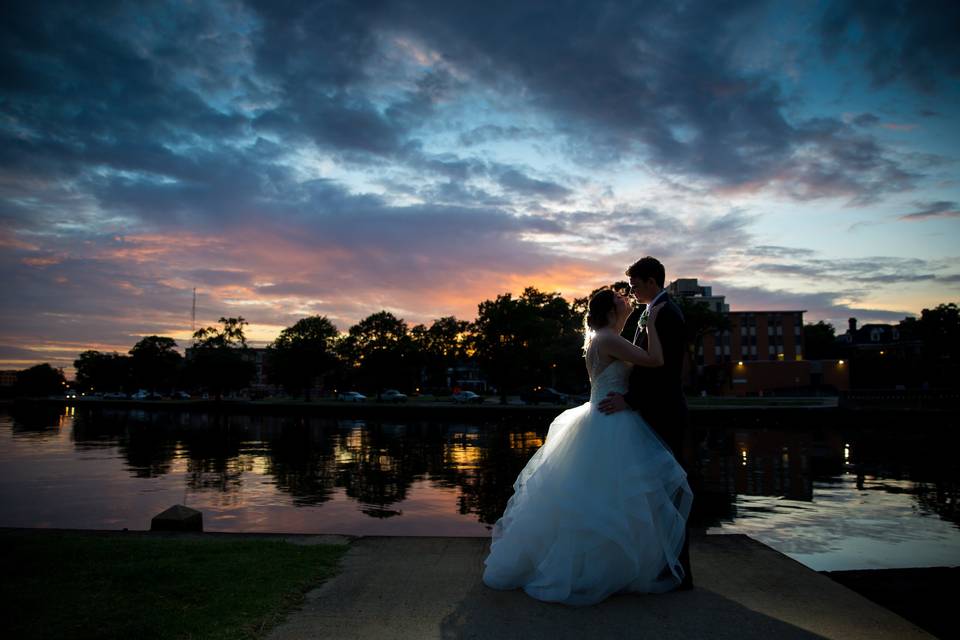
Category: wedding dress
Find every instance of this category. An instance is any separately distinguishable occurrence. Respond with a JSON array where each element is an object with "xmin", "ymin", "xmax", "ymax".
[{"xmin": 482, "ymin": 343, "xmax": 693, "ymax": 605}]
